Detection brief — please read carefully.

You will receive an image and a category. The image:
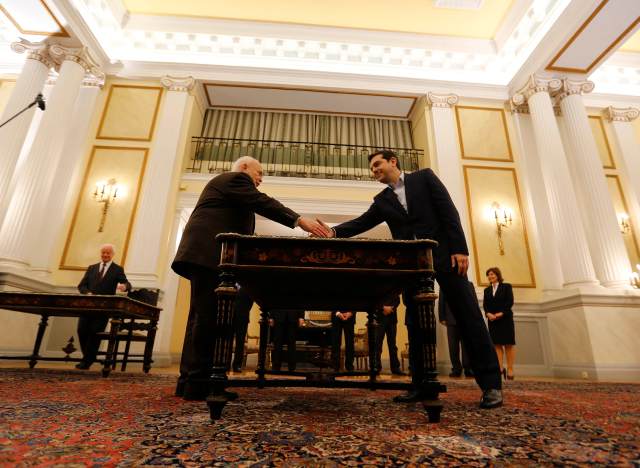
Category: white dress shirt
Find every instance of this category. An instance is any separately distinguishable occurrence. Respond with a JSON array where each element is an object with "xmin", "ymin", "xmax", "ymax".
[{"xmin": 389, "ymin": 172, "xmax": 408, "ymax": 212}]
